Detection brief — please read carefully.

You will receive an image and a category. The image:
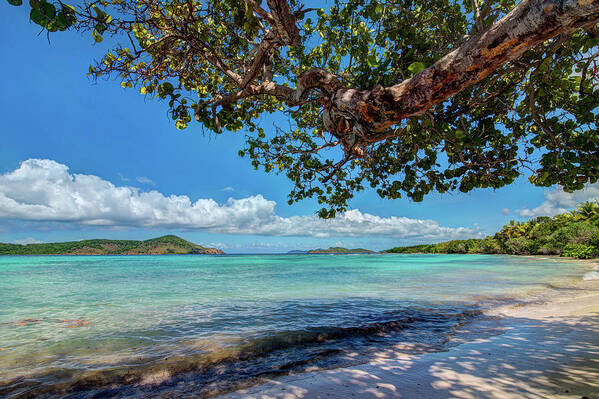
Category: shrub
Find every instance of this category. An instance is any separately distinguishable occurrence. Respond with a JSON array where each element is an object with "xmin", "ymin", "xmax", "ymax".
[
  {"xmin": 438, "ymin": 240, "xmax": 468, "ymax": 254},
  {"xmin": 477, "ymin": 238, "xmax": 503, "ymax": 254},
  {"xmin": 504, "ymin": 237, "xmax": 537, "ymax": 255},
  {"xmin": 528, "ymin": 219, "xmax": 557, "ymax": 243},
  {"xmin": 539, "ymin": 245, "xmax": 561, "ymax": 255},
  {"xmin": 569, "ymin": 223, "xmax": 599, "ymax": 244},
  {"xmin": 561, "ymin": 244, "xmax": 597, "ymax": 259}
]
